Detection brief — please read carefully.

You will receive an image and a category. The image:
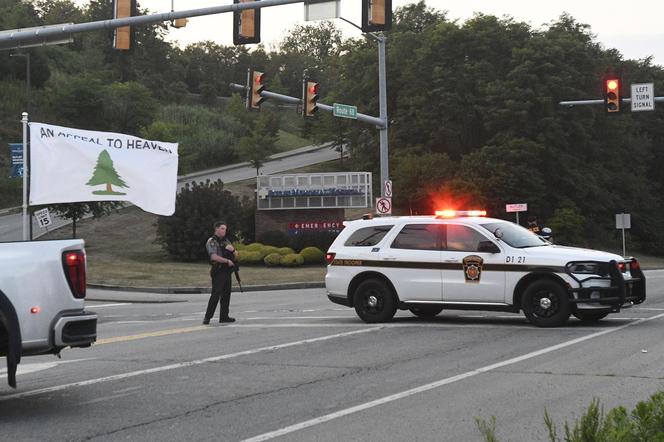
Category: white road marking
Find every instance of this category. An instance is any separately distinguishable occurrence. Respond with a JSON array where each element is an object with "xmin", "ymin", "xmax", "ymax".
[
  {"xmin": 241, "ymin": 312, "xmax": 664, "ymax": 442},
  {"xmin": 0, "ymin": 328, "xmax": 380, "ymax": 401},
  {"xmin": 0, "ymin": 359, "xmax": 94, "ymax": 378},
  {"xmin": 635, "ymin": 307, "xmax": 664, "ymax": 311},
  {"xmin": 86, "ymin": 303, "xmax": 131, "ymax": 309}
]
